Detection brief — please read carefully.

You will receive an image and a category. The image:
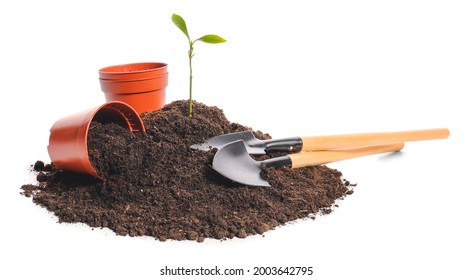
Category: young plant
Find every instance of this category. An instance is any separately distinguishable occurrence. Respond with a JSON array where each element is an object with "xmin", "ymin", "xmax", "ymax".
[{"xmin": 171, "ymin": 13, "xmax": 226, "ymax": 117}]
